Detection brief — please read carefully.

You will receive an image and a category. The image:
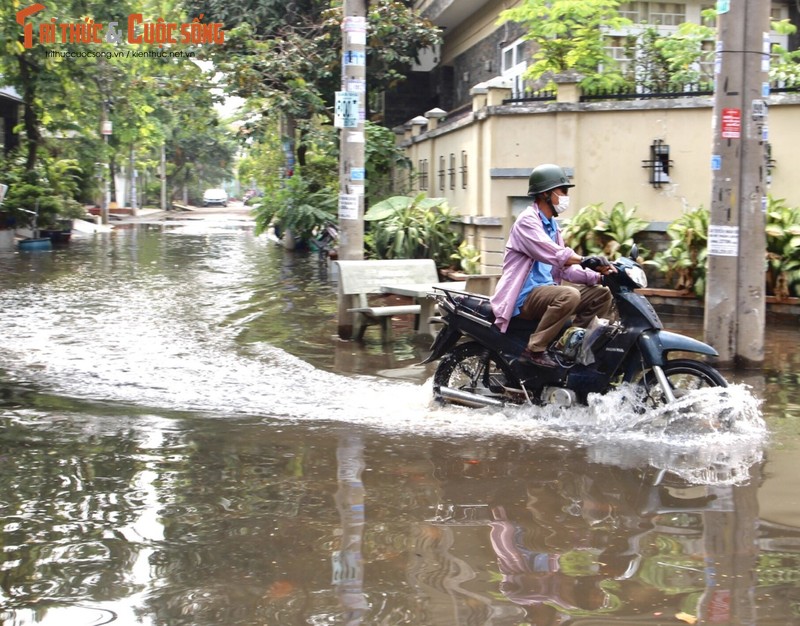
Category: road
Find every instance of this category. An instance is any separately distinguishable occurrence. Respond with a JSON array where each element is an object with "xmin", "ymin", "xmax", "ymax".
[{"xmin": 118, "ymin": 200, "xmax": 254, "ymax": 224}]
